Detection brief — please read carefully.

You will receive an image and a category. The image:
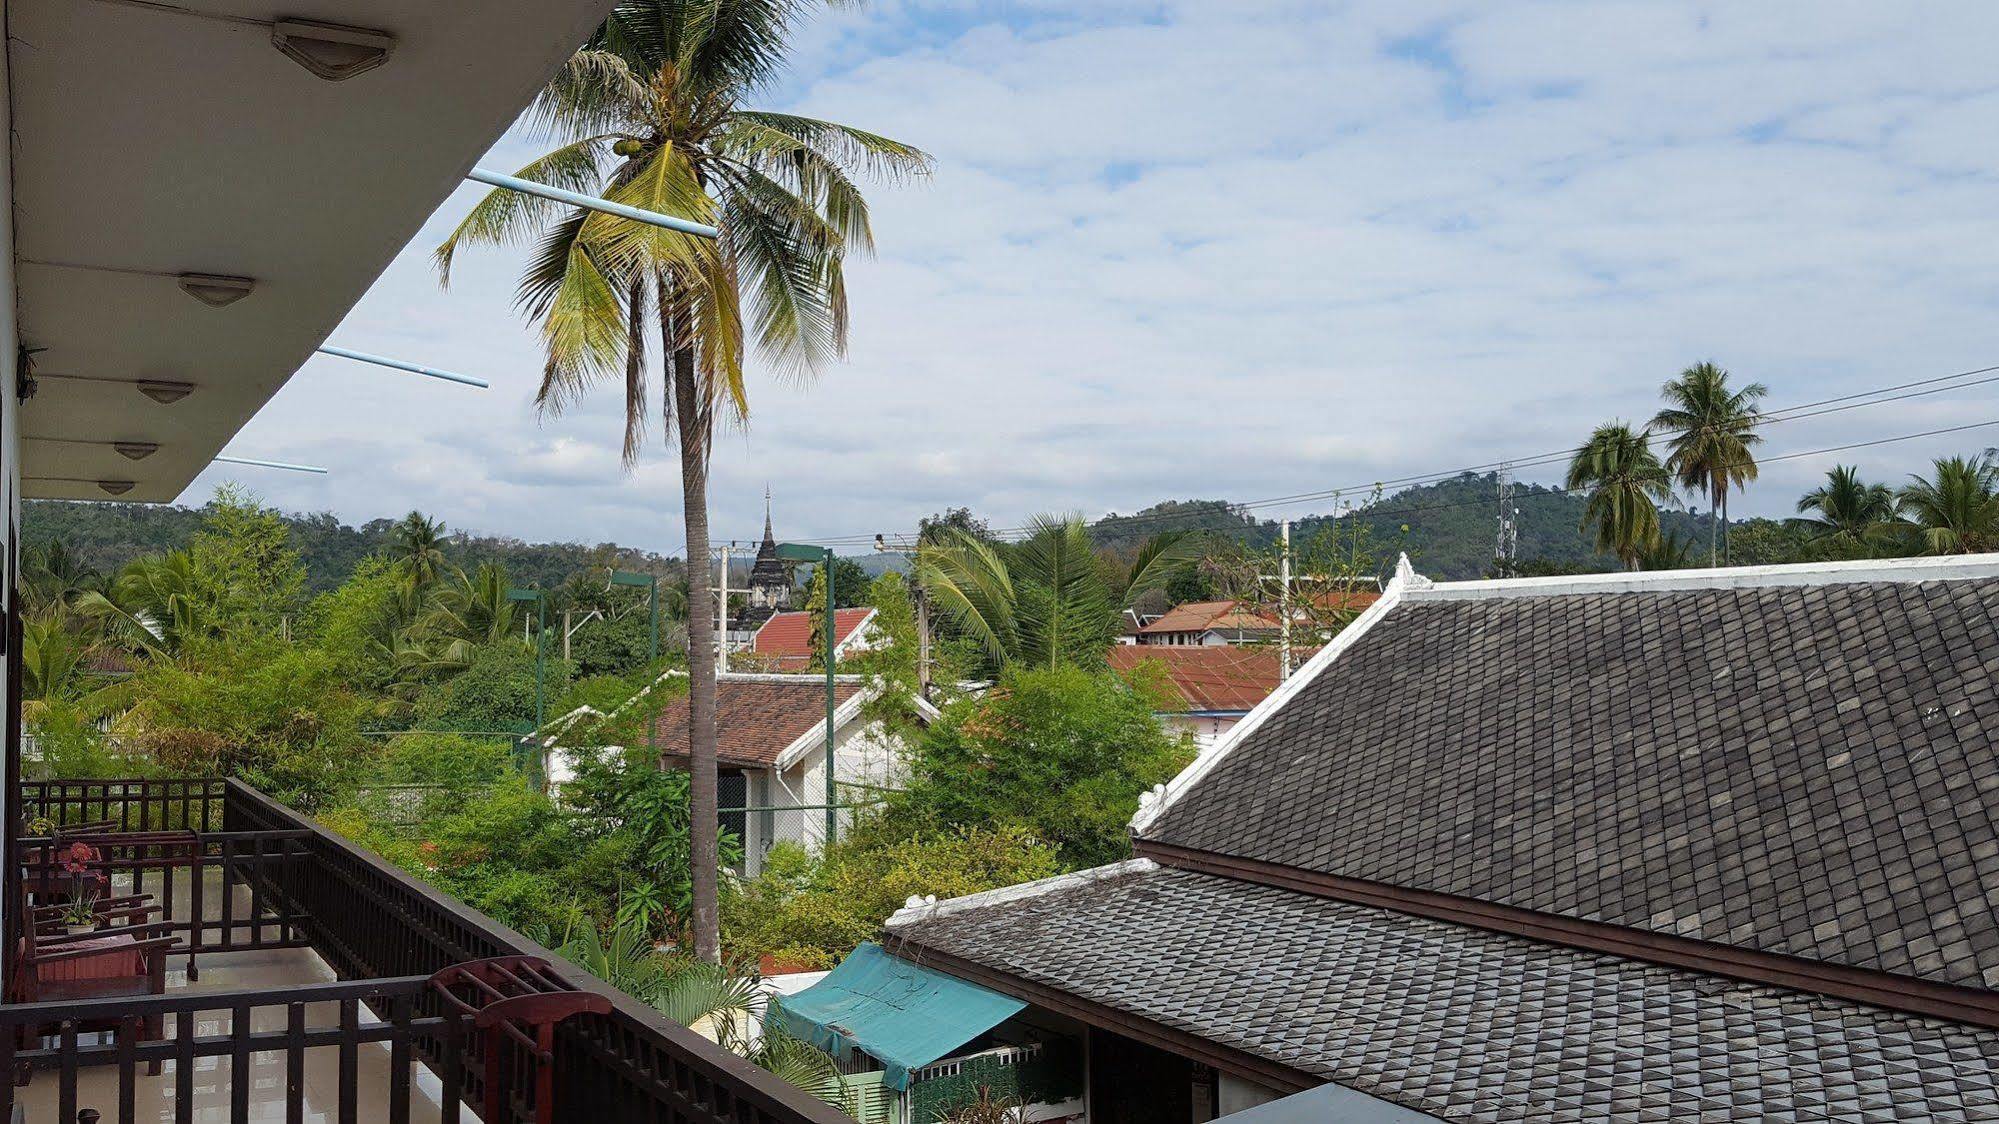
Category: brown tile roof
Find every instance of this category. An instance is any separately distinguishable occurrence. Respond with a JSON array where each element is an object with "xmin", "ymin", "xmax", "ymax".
[
  {"xmin": 653, "ymin": 675, "xmax": 866, "ymax": 769},
  {"xmin": 1108, "ymin": 645, "xmax": 1298, "ymax": 713},
  {"xmin": 751, "ymin": 608, "xmax": 875, "ymax": 671},
  {"xmin": 1147, "ymin": 575, "xmax": 1999, "ymax": 993},
  {"xmin": 1138, "ymin": 600, "xmax": 1282, "ymax": 637}
]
